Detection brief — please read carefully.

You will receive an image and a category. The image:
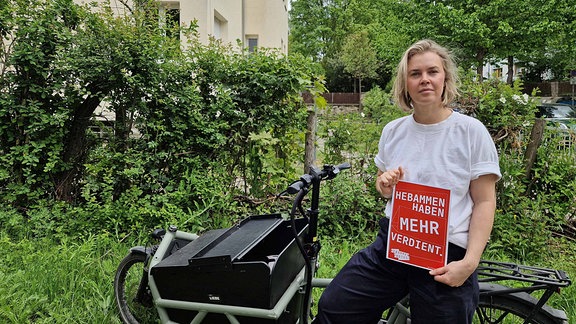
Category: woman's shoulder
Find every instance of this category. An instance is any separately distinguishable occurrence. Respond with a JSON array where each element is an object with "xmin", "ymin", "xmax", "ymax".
[
  {"xmin": 452, "ymin": 111, "xmax": 487, "ymax": 128},
  {"xmin": 451, "ymin": 111, "xmax": 494, "ymax": 142},
  {"xmin": 383, "ymin": 114, "xmax": 412, "ymax": 130}
]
